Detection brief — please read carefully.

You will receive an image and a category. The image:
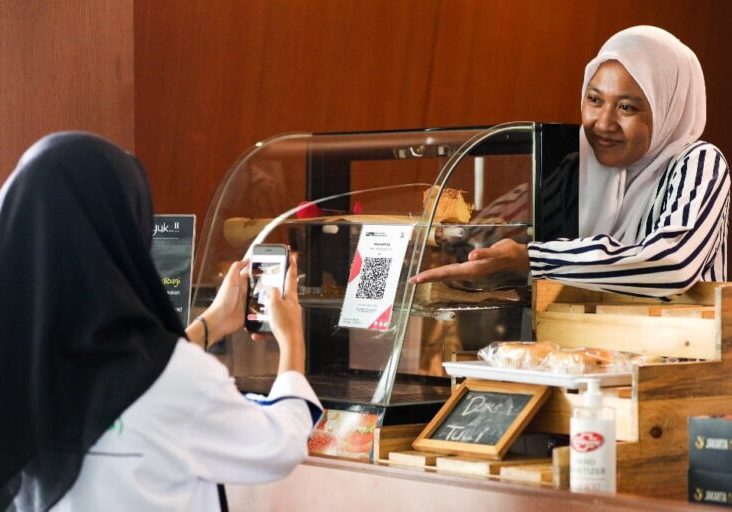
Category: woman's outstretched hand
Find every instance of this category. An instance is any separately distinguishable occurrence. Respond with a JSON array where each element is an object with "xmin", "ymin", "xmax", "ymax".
[{"xmin": 408, "ymin": 238, "xmax": 530, "ymax": 284}]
